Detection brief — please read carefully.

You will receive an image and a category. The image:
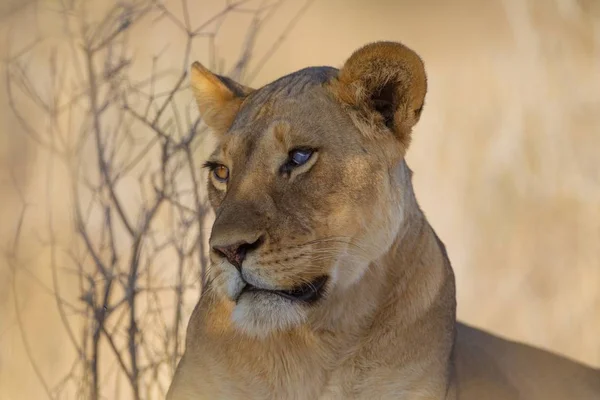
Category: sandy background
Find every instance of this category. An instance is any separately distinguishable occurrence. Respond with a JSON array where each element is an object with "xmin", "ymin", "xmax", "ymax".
[{"xmin": 1, "ymin": 0, "xmax": 599, "ymax": 398}]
